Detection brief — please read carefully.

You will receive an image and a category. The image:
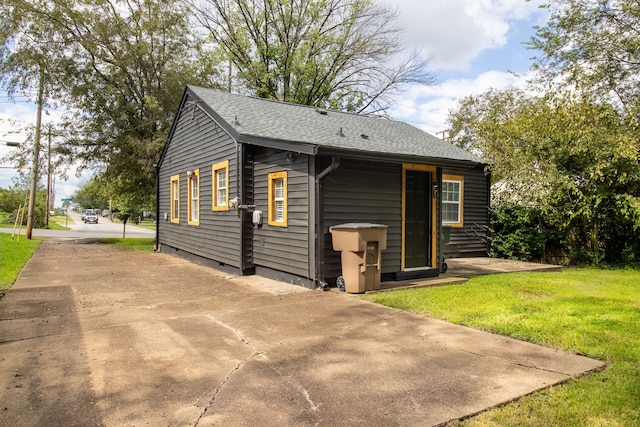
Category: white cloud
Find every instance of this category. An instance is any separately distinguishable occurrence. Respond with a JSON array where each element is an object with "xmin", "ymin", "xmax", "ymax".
[
  {"xmin": 387, "ymin": 0, "xmax": 545, "ymax": 70},
  {"xmin": 0, "ymin": 103, "xmax": 32, "ymax": 189},
  {"xmin": 1, "ymin": 103, "xmax": 35, "ymax": 128},
  {"xmin": 390, "ymin": 69, "xmax": 532, "ymax": 133},
  {"xmin": 383, "ymin": 0, "xmax": 548, "ymax": 135},
  {"xmin": 0, "ymin": 97, "xmax": 90, "ymax": 207}
]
